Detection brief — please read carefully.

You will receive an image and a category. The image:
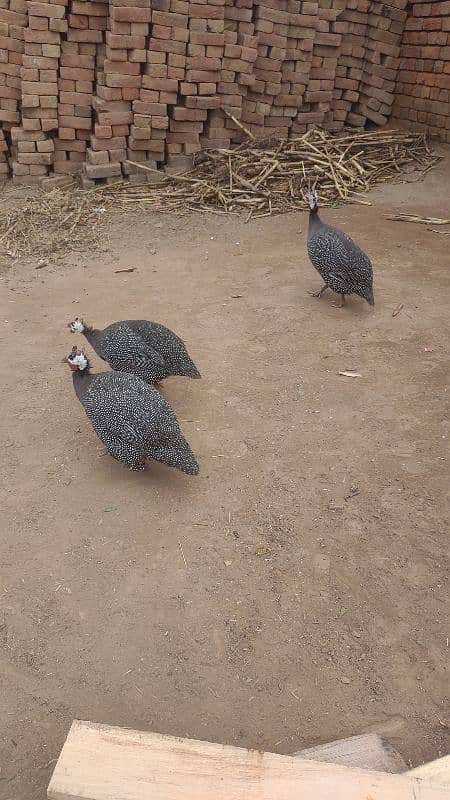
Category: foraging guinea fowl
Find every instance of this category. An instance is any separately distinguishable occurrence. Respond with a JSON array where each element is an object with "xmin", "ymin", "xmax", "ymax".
[
  {"xmin": 306, "ymin": 190, "xmax": 374, "ymax": 307},
  {"xmin": 68, "ymin": 317, "xmax": 201, "ymax": 385},
  {"xmin": 64, "ymin": 346, "xmax": 199, "ymax": 474}
]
